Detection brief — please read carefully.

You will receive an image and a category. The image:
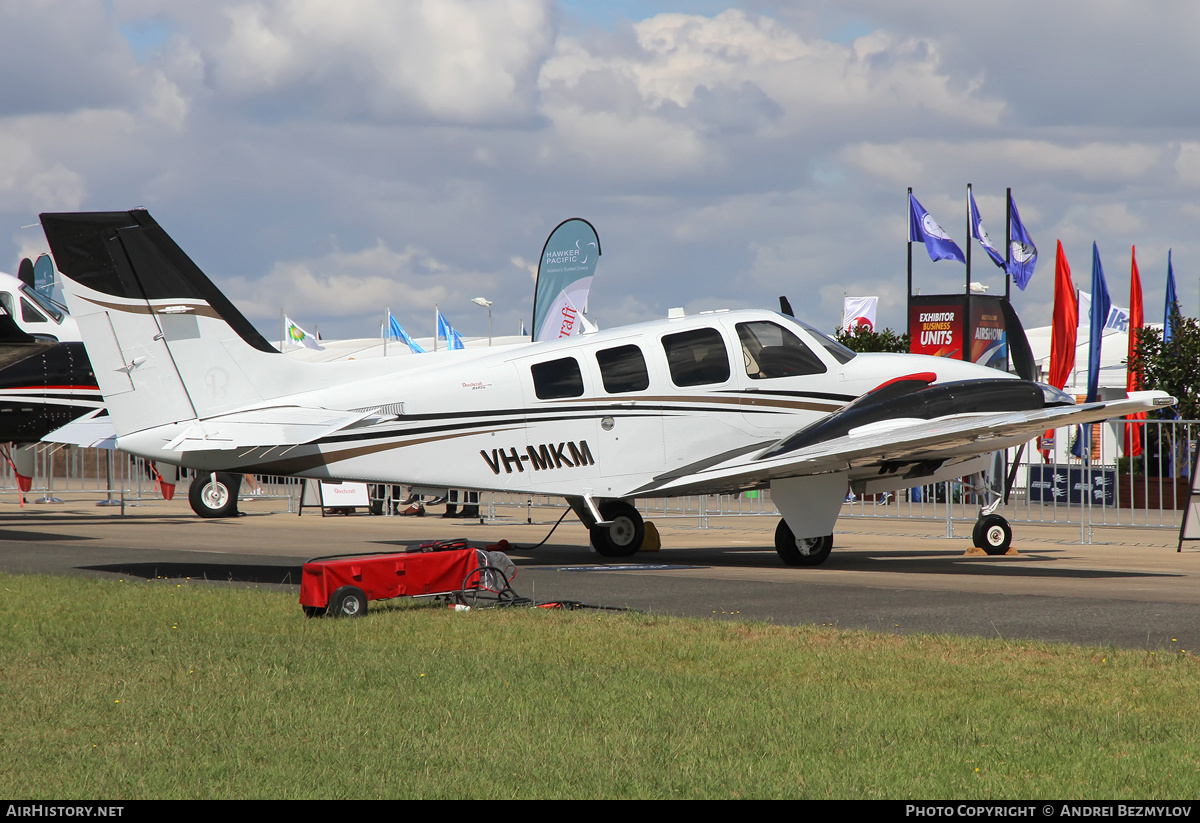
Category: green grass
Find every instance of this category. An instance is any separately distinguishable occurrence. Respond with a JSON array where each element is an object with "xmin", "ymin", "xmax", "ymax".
[{"xmin": 1, "ymin": 573, "xmax": 1198, "ymax": 799}]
